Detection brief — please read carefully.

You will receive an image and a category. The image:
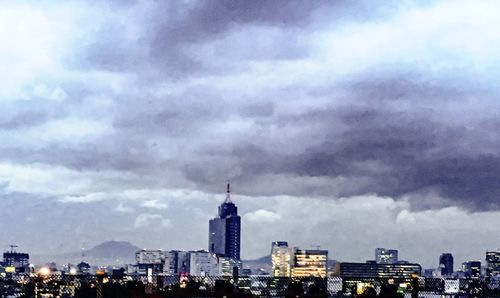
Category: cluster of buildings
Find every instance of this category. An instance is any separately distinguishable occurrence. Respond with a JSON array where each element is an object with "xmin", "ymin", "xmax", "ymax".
[
  {"xmin": 270, "ymin": 245, "xmax": 500, "ymax": 280},
  {"xmin": 270, "ymin": 245, "xmax": 421, "ymax": 279},
  {"xmin": 1, "ymin": 183, "xmax": 500, "ymax": 283},
  {"xmin": 133, "ymin": 183, "xmax": 243, "ymax": 277},
  {"xmin": 424, "ymin": 251, "xmax": 500, "ymax": 279}
]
